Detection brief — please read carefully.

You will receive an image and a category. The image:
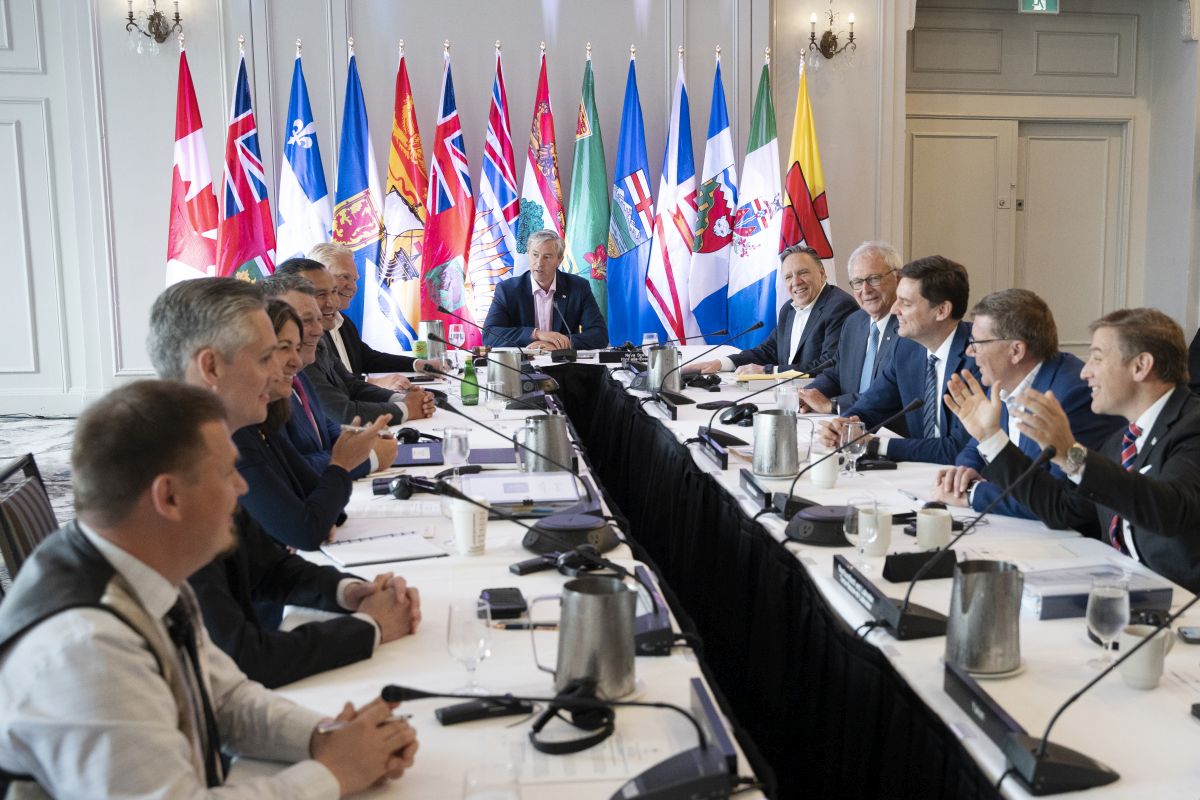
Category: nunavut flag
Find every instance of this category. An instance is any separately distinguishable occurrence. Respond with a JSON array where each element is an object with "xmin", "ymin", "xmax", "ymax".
[
  {"xmin": 780, "ymin": 62, "xmax": 835, "ymax": 280},
  {"xmin": 166, "ymin": 48, "xmax": 218, "ymax": 286},
  {"xmin": 217, "ymin": 51, "xmax": 275, "ymax": 281}
]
